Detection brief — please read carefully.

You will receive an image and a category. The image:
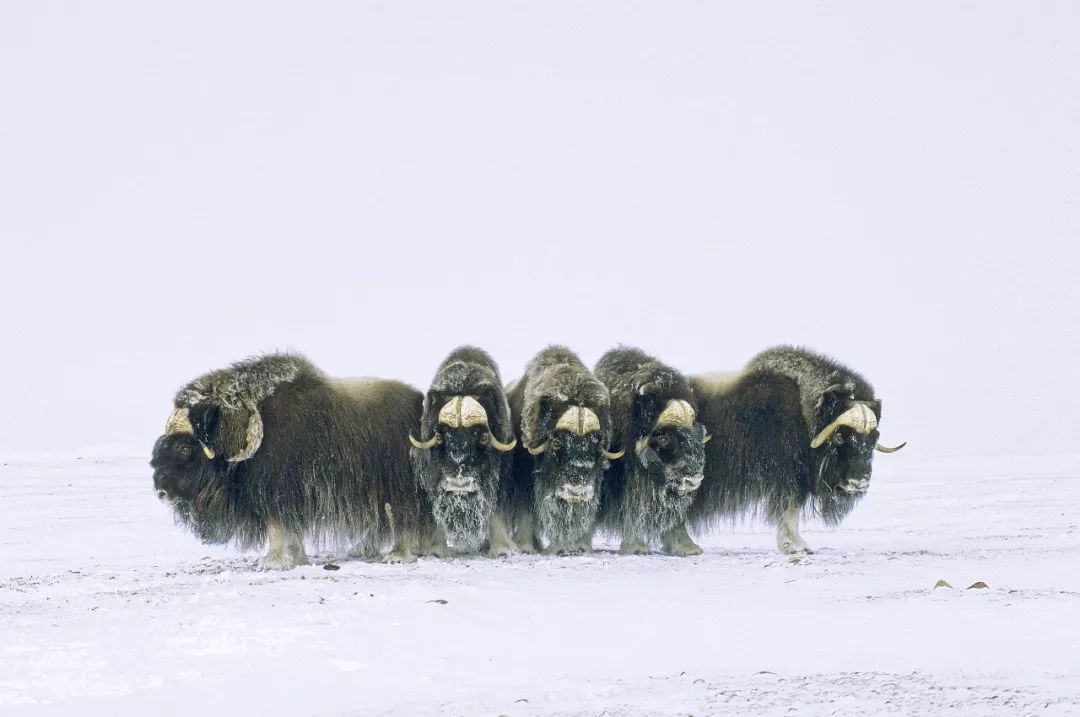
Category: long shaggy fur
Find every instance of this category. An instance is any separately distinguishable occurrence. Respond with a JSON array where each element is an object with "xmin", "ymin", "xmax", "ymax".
[
  {"xmin": 518, "ymin": 346, "xmax": 611, "ymax": 450},
  {"xmin": 594, "ymin": 347, "xmax": 706, "ymax": 546},
  {"xmin": 688, "ymin": 345, "xmax": 884, "ymax": 531},
  {"xmin": 151, "ymin": 353, "xmax": 428, "ymax": 556},
  {"xmin": 411, "ymin": 346, "xmax": 514, "ymax": 551},
  {"xmin": 505, "ymin": 346, "xmax": 614, "ymax": 551}
]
